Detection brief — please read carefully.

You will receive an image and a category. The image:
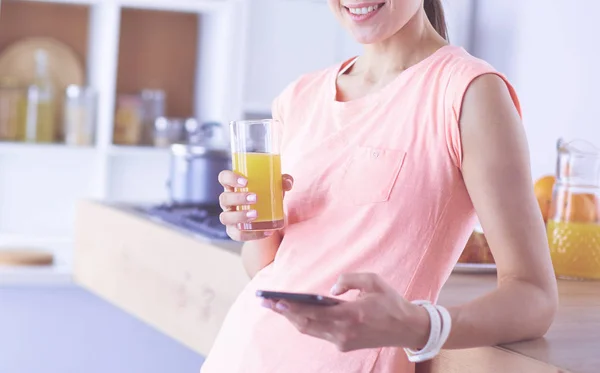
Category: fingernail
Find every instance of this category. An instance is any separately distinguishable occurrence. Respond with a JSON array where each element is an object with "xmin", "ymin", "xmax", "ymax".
[
  {"xmin": 246, "ymin": 210, "xmax": 257, "ymax": 218},
  {"xmin": 330, "ymin": 285, "xmax": 340, "ymax": 295},
  {"xmin": 275, "ymin": 302, "xmax": 289, "ymax": 311},
  {"xmin": 261, "ymin": 299, "xmax": 273, "ymax": 309},
  {"xmin": 246, "ymin": 194, "xmax": 257, "ymax": 202},
  {"xmin": 264, "ymin": 231, "xmax": 274, "ymax": 237},
  {"xmin": 237, "ymin": 178, "xmax": 247, "ymax": 187}
]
